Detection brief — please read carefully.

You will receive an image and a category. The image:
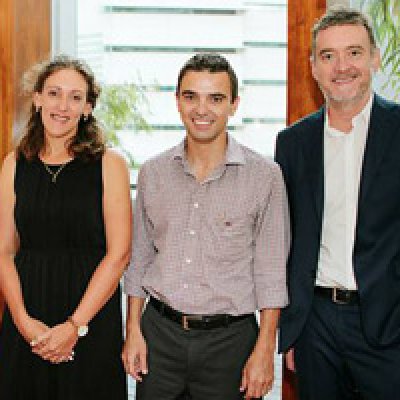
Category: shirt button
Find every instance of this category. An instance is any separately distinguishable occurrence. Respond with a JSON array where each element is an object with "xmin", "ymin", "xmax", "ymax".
[
  {"xmin": 189, "ymin": 230, "xmax": 196, "ymax": 235},
  {"xmin": 185, "ymin": 258, "xmax": 192, "ymax": 264},
  {"xmin": 183, "ymin": 283, "xmax": 188, "ymax": 289},
  {"xmin": 193, "ymin": 202, "xmax": 199, "ymax": 208}
]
